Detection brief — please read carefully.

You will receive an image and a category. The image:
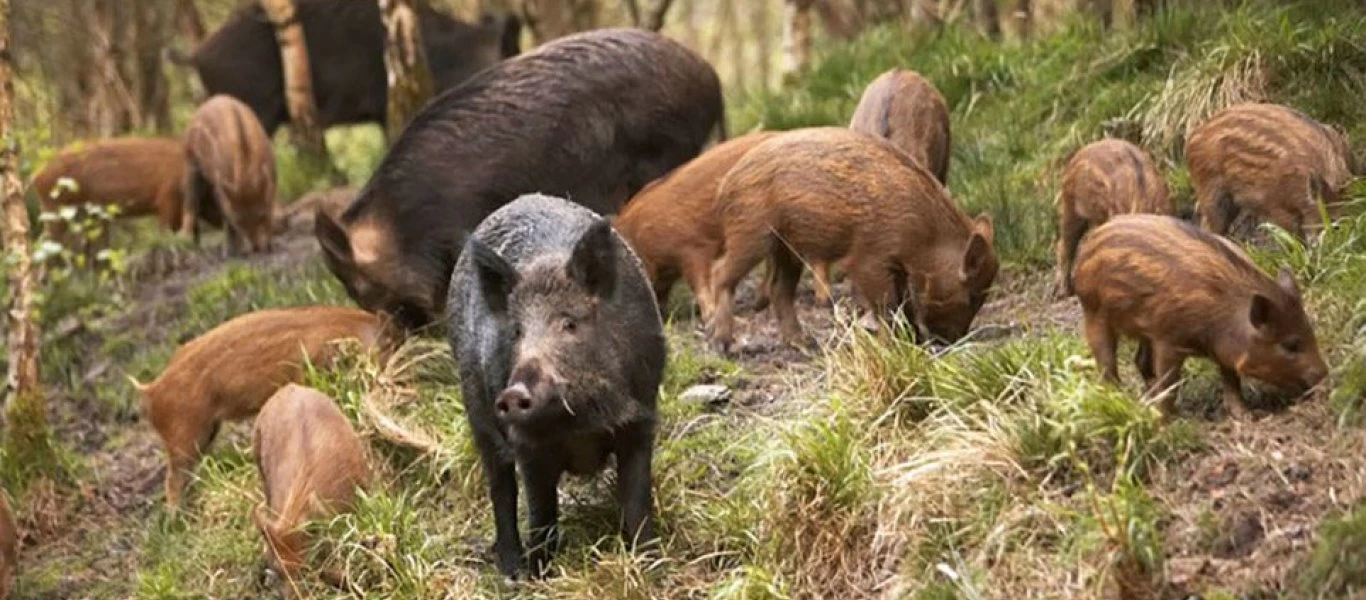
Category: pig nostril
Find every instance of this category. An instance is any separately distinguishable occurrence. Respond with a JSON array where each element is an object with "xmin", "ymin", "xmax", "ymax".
[
  {"xmin": 517, "ymin": 397, "xmax": 532, "ymax": 411},
  {"xmin": 496, "ymin": 400, "xmax": 509, "ymax": 414}
]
